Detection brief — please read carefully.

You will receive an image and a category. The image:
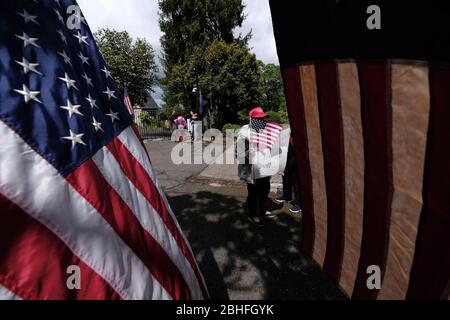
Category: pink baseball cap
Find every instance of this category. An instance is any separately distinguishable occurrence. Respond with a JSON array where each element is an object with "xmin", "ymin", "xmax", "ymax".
[{"xmin": 249, "ymin": 106, "xmax": 269, "ymax": 119}]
